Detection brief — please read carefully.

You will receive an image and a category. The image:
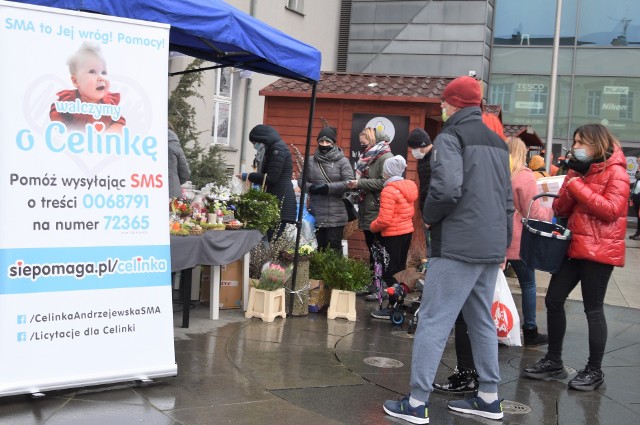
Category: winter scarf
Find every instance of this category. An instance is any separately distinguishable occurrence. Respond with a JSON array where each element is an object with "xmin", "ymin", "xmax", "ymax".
[{"xmin": 355, "ymin": 141, "xmax": 391, "ymax": 179}]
